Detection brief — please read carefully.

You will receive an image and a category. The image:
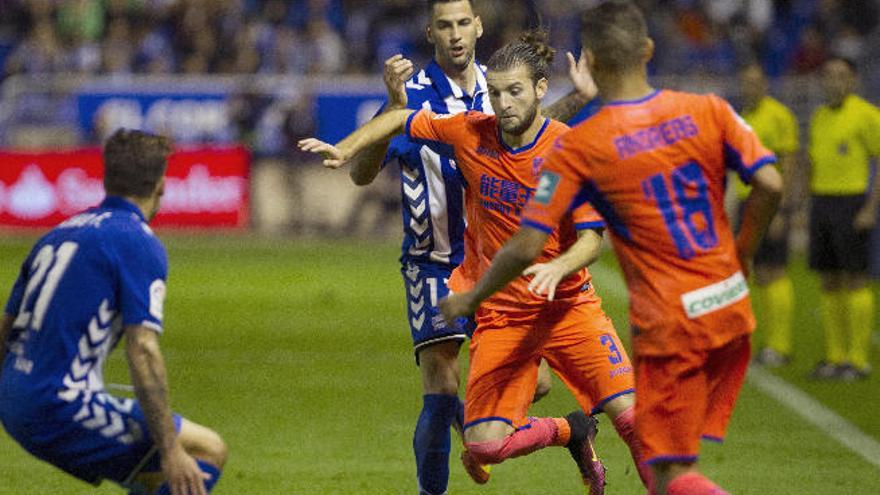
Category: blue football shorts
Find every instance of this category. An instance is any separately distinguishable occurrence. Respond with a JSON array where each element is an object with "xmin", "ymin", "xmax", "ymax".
[
  {"xmin": 0, "ymin": 389, "xmax": 183, "ymax": 488},
  {"xmin": 401, "ymin": 261, "xmax": 474, "ymax": 360}
]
